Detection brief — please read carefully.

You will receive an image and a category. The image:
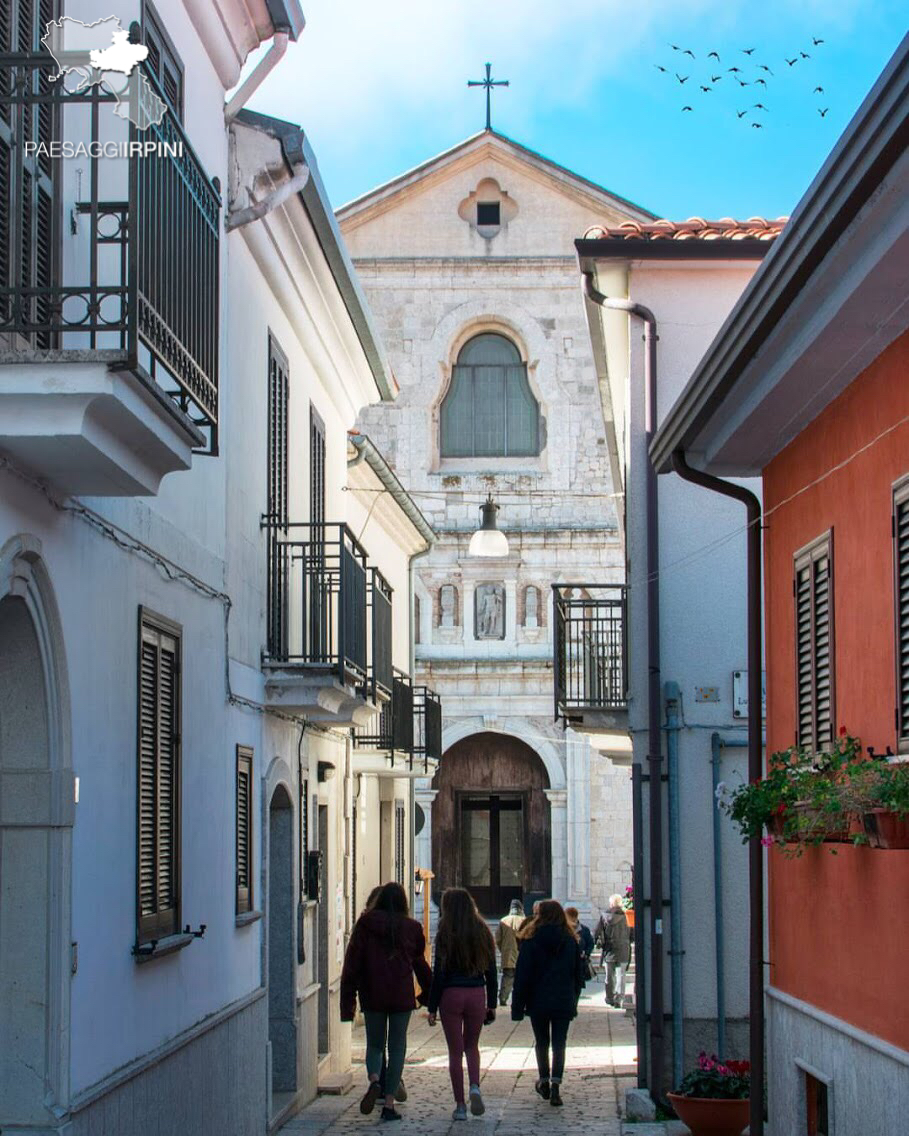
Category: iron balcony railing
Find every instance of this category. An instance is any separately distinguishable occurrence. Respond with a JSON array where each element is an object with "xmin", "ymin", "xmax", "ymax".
[
  {"xmin": 352, "ymin": 673, "xmax": 442, "ymax": 772},
  {"xmin": 0, "ymin": 52, "xmax": 220, "ymax": 450},
  {"xmin": 553, "ymin": 584, "xmax": 628, "ymax": 721},
  {"xmin": 264, "ymin": 522, "xmax": 395, "ymax": 703}
]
